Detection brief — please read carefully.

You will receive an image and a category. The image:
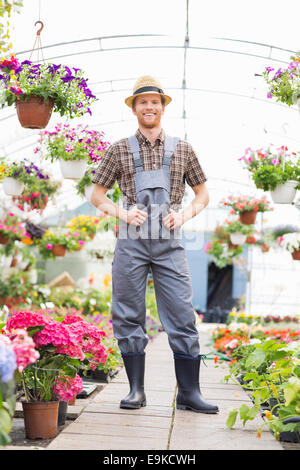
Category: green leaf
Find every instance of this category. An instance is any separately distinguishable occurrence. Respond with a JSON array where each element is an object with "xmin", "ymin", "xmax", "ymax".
[
  {"xmin": 245, "ymin": 348, "xmax": 266, "ymax": 369},
  {"xmin": 239, "ymin": 404, "xmax": 250, "ymax": 425},
  {"xmin": 226, "ymin": 408, "xmax": 238, "ymax": 429},
  {"xmin": 6, "ymin": 395, "xmax": 16, "ymax": 417},
  {"xmin": 0, "ymin": 407, "xmax": 12, "ymax": 434},
  {"xmin": 0, "ymin": 427, "xmax": 11, "ymax": 446}
]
